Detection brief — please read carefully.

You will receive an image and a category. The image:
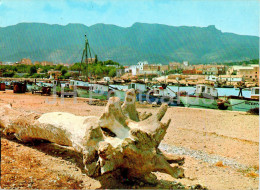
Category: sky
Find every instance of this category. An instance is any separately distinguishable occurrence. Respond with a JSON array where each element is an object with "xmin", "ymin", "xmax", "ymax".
[{"xmin": 0, "ymin": 0, "xmax": 259, "ymax": 36}]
